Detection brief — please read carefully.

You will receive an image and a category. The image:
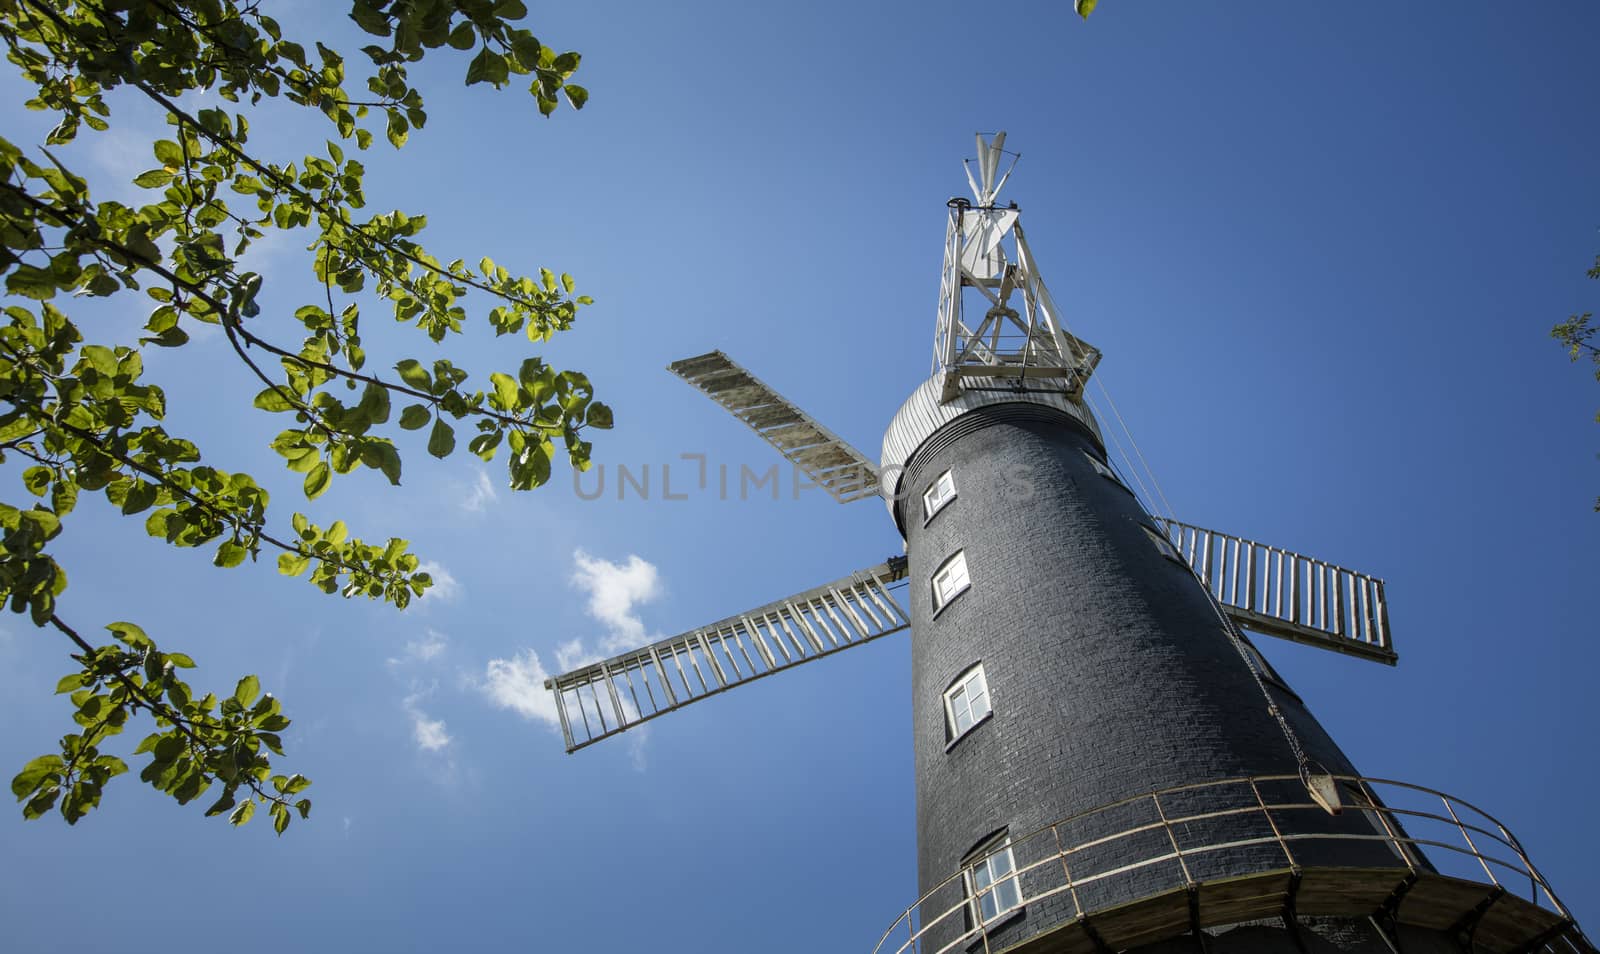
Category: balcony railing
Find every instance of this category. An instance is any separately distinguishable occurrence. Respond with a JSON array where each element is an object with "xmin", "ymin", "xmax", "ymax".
[{"xmin": 874, "ymin": 775, "xmax": 1589, "ymax": 954}]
